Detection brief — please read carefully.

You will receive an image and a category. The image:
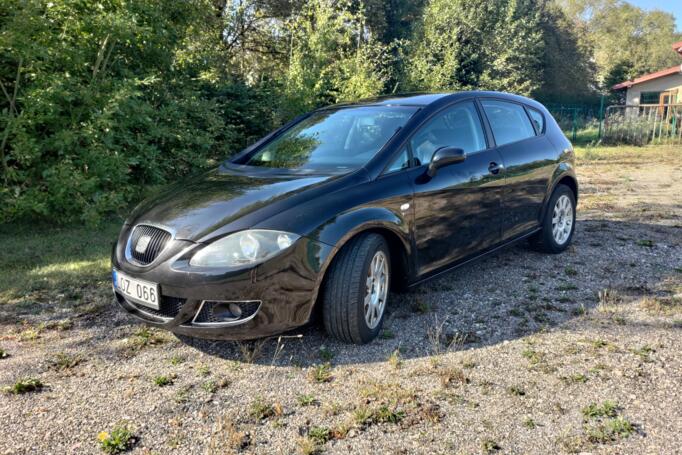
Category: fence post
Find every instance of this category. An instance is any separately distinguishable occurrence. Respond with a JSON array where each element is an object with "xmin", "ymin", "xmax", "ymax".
[
  {"xmin": 572, "ymin": 108, "xmax": 577, "ymax": 142},
  {"xmin": 597, "ymin": 95, "xmax": 605, "ymax": 140}
]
